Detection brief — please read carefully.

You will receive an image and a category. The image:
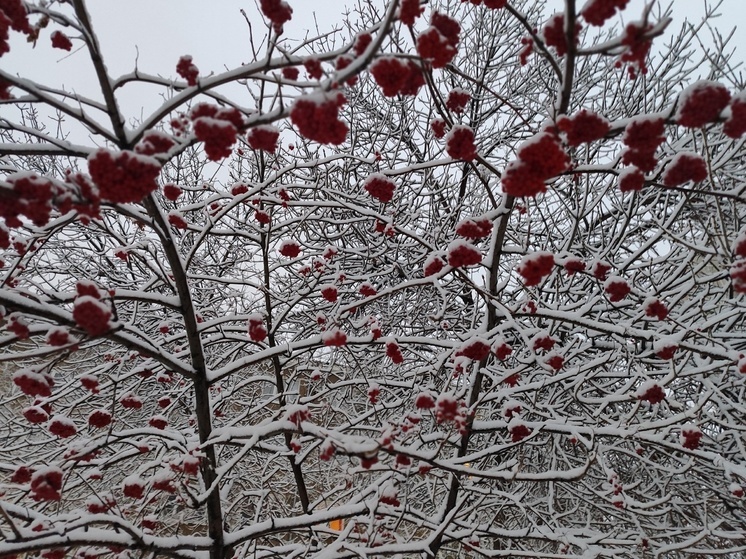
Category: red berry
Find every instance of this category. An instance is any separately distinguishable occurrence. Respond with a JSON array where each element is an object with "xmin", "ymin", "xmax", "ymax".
[
  {"xmin": 176, "ymin": 55, "xmax": 199, "ymax": 86},
  {"xmin": 676, "ymin": 80, "xmax": 731, "ymax": 128},
  {"xmin": 50, "ymin": 31, "xmax": 72, "ymax": 51},
  {"xmin": 517, "ymin": 252, "xmax": 554, "ymax": 286}
]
